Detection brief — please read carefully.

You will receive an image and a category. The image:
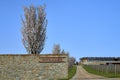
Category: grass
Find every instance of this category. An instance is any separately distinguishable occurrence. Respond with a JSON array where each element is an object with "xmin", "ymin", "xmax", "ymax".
[
  {"xmin": 83, "ymin": 65, "xmax": 120, "ymax": 78},
  {"xmin": 59, "ymin": 65, "xmax": 77, "ymax": 80},
  {"xmin": 68, "ymin": 65, "xmax": 77, "ymax": 79}
]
